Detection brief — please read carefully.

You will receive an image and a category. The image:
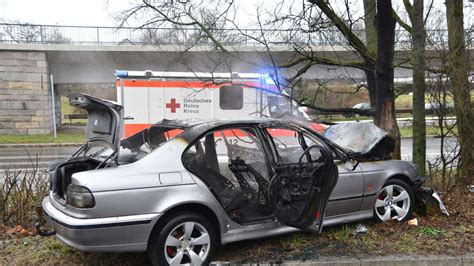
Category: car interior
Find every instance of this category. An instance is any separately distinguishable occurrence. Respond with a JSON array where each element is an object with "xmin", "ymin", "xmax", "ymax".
[
  {"xmin": 49, "ymin": 157, "xmax": 102, "ymax": 201},
  {"xmin": 183, "ymin": 126, "xmax": 338, "ymax": 227},
  {"xmin": 183, "ymin": 127, "xmax": 274, "ymax": 224}
]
